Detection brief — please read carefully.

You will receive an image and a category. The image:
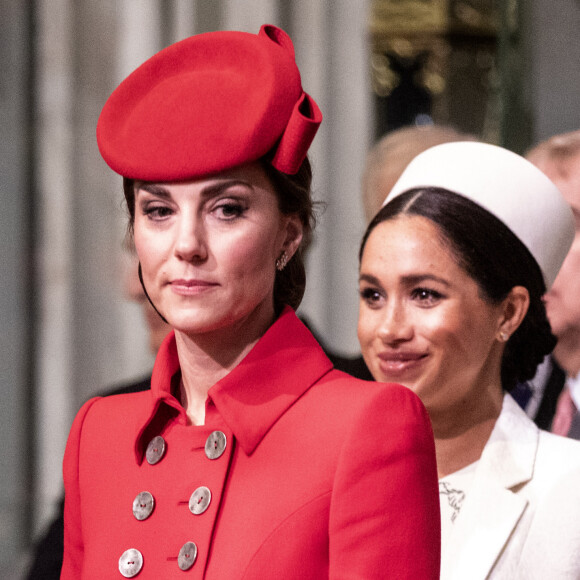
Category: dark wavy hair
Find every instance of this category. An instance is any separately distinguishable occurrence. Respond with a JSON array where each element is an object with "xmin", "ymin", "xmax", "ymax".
[
  {"xmin": 122, "ymin": 156, "xmax": 316, "ymax": 314},
  {"xmin": 359, "ymin": 187, "xmax": 556, "ymax": 391}
]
